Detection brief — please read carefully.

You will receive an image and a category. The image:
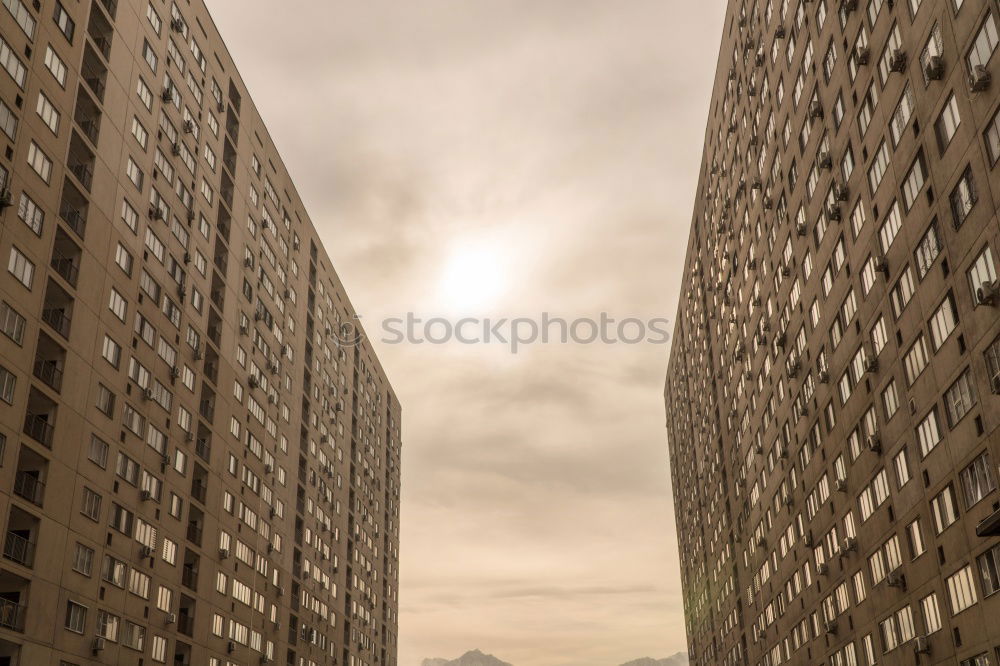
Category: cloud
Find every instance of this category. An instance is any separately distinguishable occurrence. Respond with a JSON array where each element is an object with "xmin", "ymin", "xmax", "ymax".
[{"xmin": 207, "ymin": 1, "xmax": 726, "ymax": 664}]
